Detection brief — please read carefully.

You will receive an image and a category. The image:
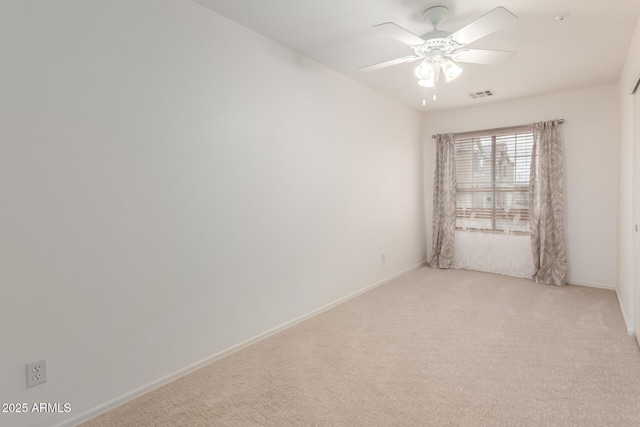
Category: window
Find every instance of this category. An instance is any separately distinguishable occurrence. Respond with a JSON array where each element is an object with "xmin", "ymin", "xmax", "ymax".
[{"xmin": 455, "ymin": 129, "xmax": 533, "ymax": 234}]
